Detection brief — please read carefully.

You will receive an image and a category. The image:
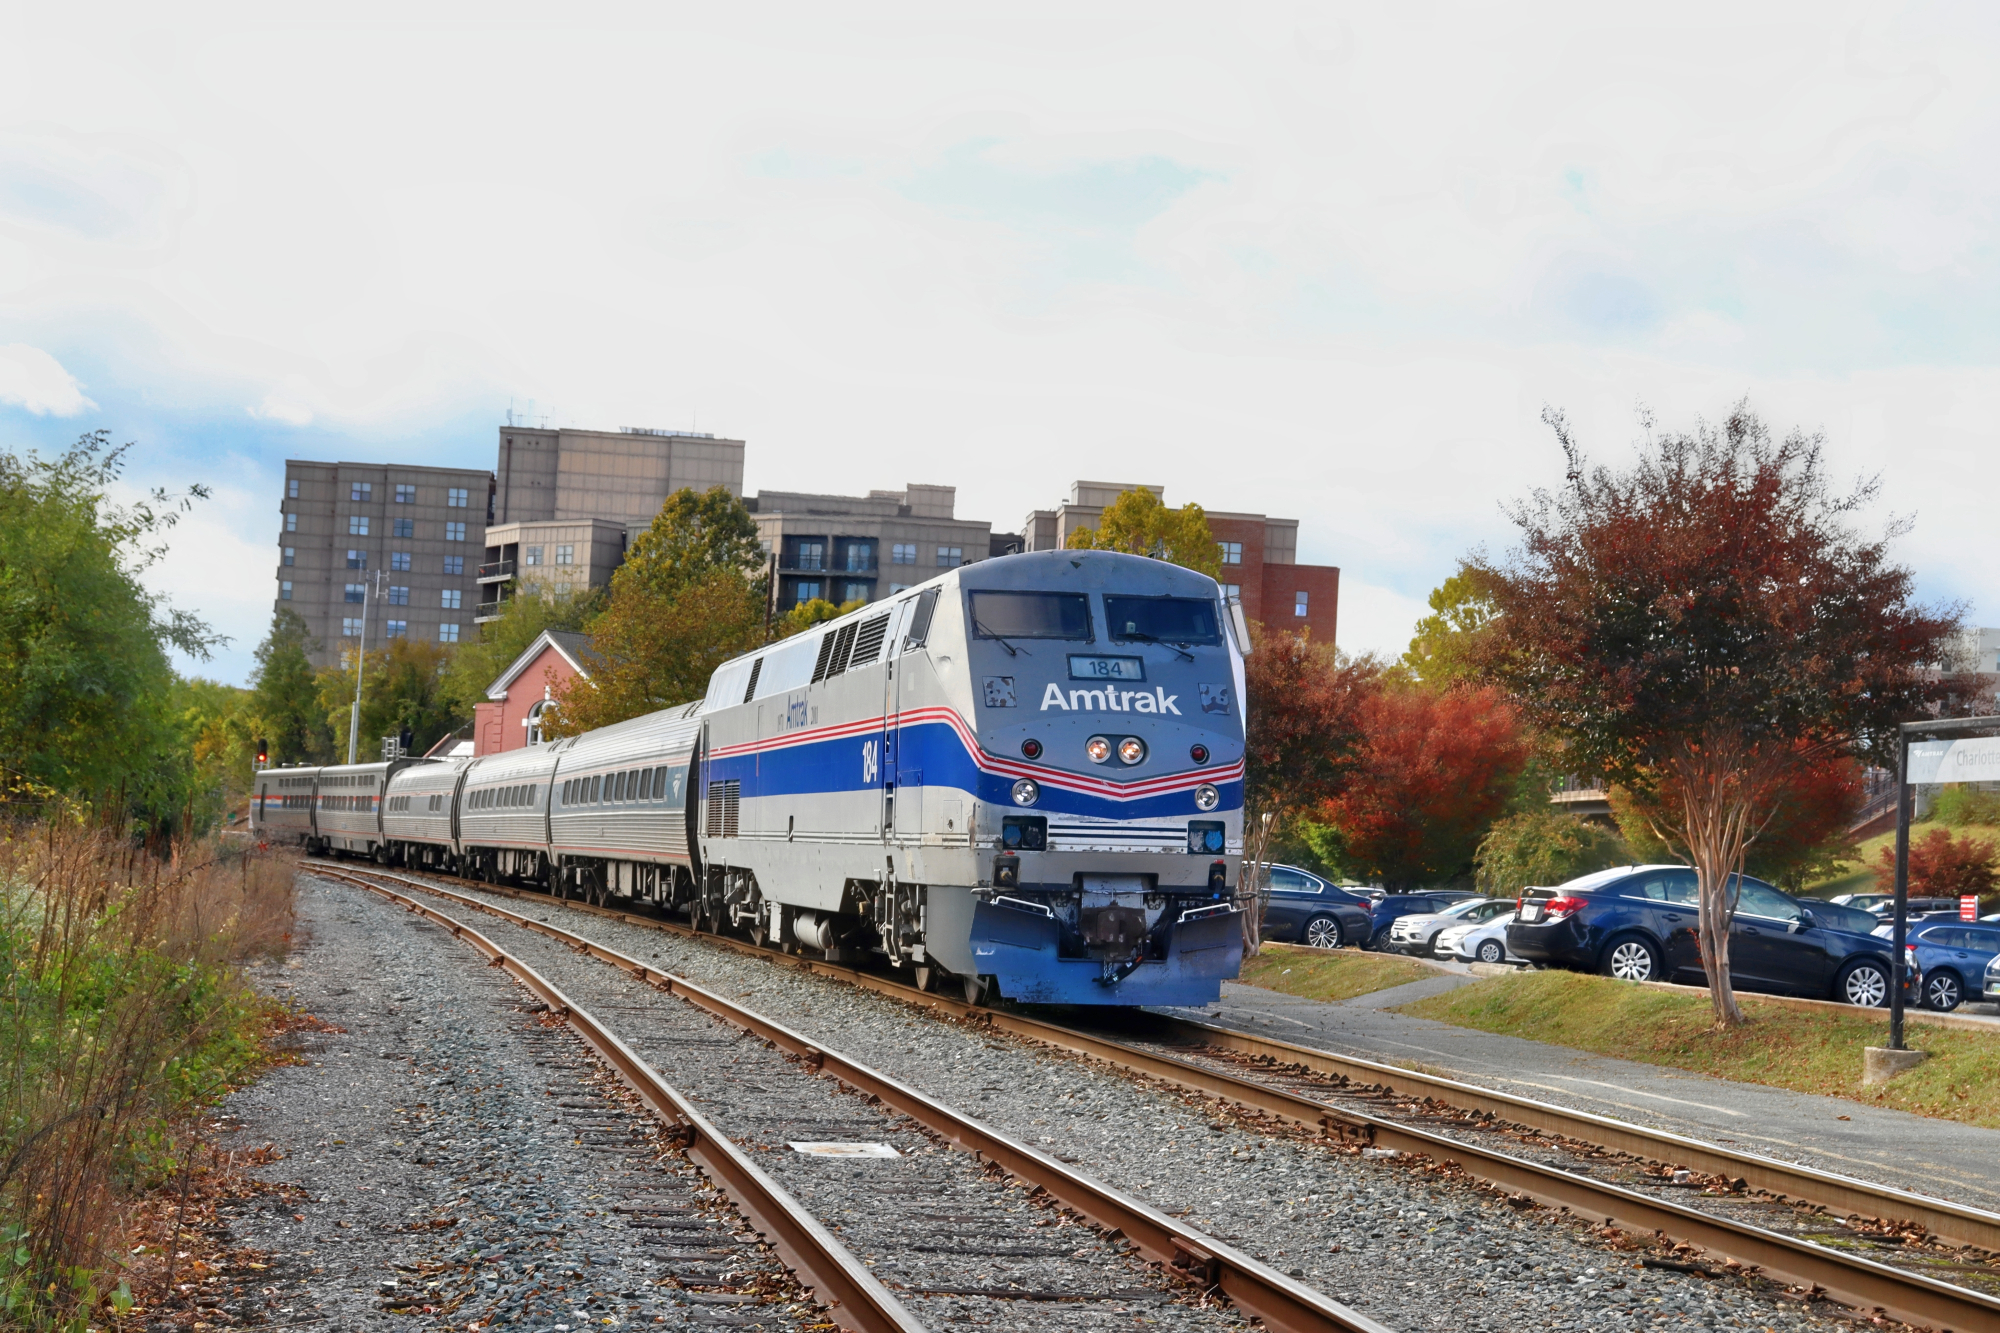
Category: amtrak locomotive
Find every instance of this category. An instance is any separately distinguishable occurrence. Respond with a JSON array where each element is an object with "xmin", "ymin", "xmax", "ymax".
[{"xmin": 253, "ymin": 550, "xmax": 1248, "ymax": 1006}]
